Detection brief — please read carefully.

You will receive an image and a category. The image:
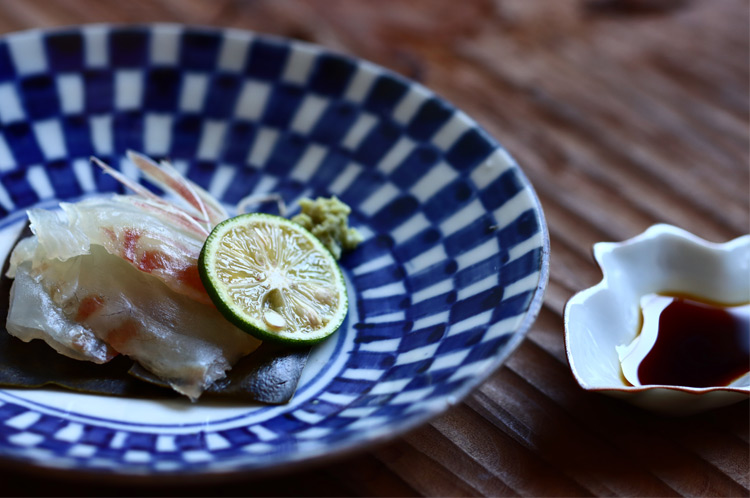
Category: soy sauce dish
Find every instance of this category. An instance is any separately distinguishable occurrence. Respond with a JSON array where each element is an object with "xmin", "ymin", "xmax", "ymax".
[{"xmin": 564, "ymin": 224, "xmax": 750, "ymax": 416}]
